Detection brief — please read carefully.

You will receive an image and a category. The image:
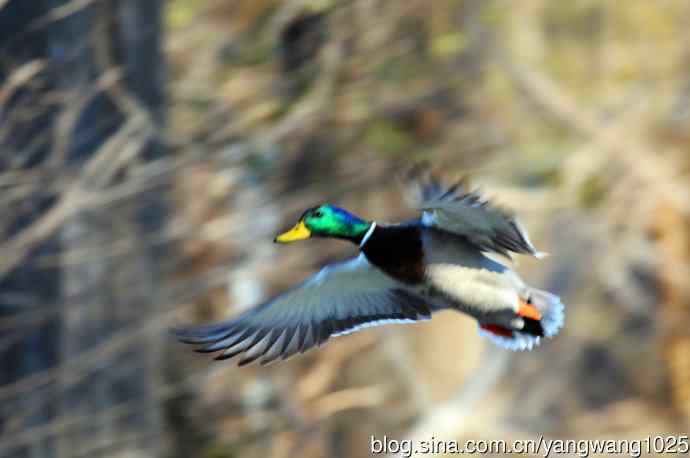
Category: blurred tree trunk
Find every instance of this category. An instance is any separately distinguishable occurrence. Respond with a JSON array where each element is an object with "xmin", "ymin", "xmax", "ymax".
[{"xmin": 0, "ymin": 1, "xmax": 165, "ymax": 457}]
